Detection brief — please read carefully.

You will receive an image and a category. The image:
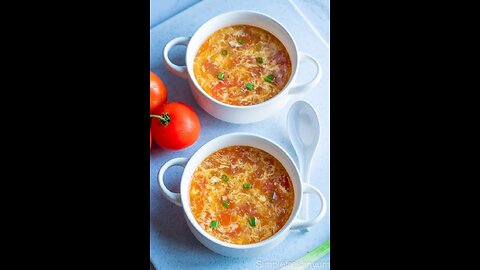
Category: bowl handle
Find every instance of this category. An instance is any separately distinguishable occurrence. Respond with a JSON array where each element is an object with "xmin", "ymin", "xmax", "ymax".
[
  {"xmin": 288, "ymin": 52, "xmax": 322, "ymax": 95},
  {"xmin": 290, "ymin": 183, "xmax": 327, "ymax": 230},
  {"xmin": 163, "ymin": 37, "xmax": 190, "ymax": 79},
  {"xmin": 157, "ymin": 157, "xmax": 188, "ymax": 207}
]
